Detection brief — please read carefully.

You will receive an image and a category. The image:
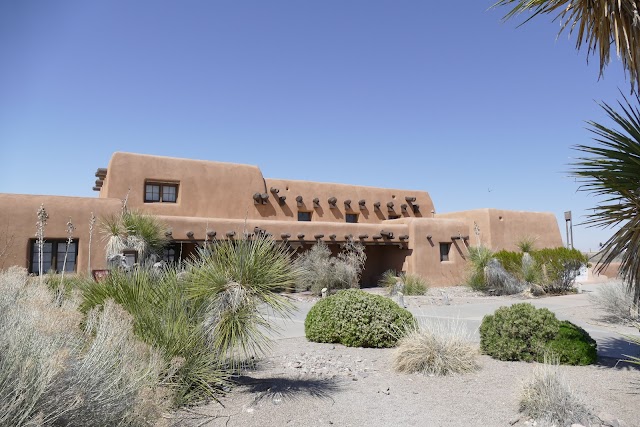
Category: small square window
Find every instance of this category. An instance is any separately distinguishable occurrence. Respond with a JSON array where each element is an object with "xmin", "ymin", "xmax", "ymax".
[
  {"xmin": 298, "ymin": 211, "xmax": 312, "ymax": 221},
  {"xmin": 145, "ymin": 182, "xmax": 178, "ymax": 203},
  {"xmin": 440, "ymin": 243, "xmax": 451, "ymax": 262},
  {"xmin": 345, "ymin": 213, "xmax": 358, "ymax": 223}
]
